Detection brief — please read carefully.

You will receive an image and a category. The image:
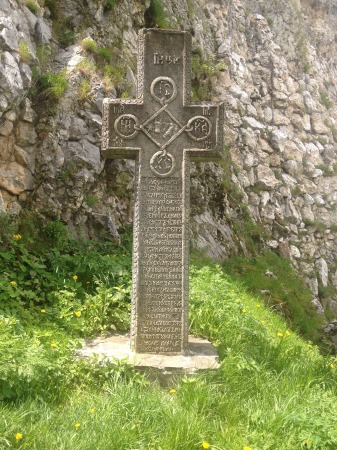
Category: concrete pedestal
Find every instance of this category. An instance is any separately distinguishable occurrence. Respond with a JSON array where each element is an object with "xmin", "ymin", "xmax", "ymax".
[{"xmin": 77, "ymin": 333, "xmax": 220, "ymax": 386}]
